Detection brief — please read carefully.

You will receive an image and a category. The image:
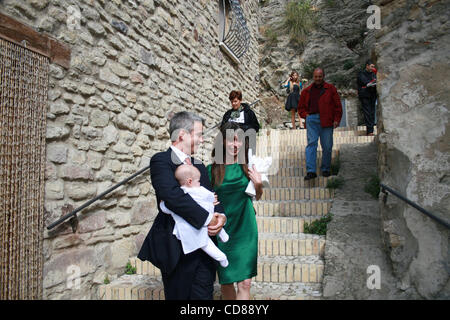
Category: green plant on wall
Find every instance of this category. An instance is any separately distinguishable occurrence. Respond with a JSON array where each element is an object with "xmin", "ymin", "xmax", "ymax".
[
  {"xmin": 302, "ymin": 59, "xmax": 321, "ymax": 79},
  {"xmin": 304, "ymin": 214, "xmax": 333, "ymax": 235},
  {"xmin": 283, "ymin": 0, "xmax": 318, "ymax": 47},
  {"xmin": 364, "ymin": 173, "xmax": 380, "ymax": 199},
  {"xmin": 343, "ymin": 59, "xmax": 355, "ymax": 70},
  {"xmin": 125, "ymin": 262, "xmax": 136, "ymax": 275},
  {"xmin": 326, "ymin": 177, "xmax": 344, "ymax": 189},
  {"xmin": 330, "ymin": 156, "xmax": 341, "ymax": 175},
  {"xmin": 264, "ymin": 26, "xmax": 278, "ymax": 44}
]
